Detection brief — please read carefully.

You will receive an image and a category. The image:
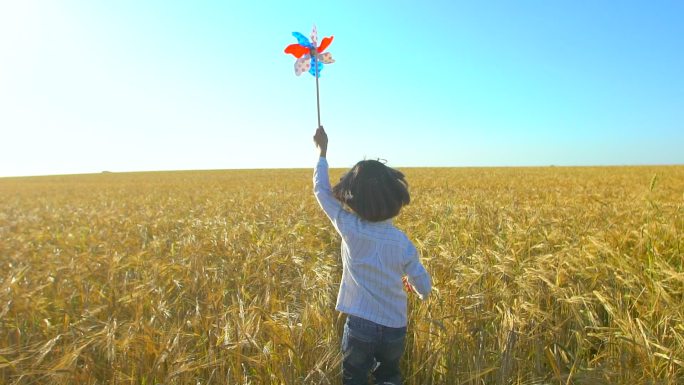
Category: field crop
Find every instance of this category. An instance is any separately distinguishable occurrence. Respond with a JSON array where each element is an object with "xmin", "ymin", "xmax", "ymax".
[{"xmin": 1, "ymin": 166, "xmax": 683, "ymax": 384}]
